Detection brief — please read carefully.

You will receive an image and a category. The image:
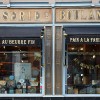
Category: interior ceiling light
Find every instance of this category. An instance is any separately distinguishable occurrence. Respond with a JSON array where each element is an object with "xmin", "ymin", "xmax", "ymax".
[
  {"xmin": 93, "ymin": 55, "xmax": 96, "ymax": 59},
  {"xmin": 3, "ymin": 46, "xmax": 5, "ymax": 49},
  {"xmin": 71, "ymin": 47, "xmax": 75, "ymax": 50},
  {"xmin": 80, "ymin": 48, "xmax": 84, "ymax": 51}
]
